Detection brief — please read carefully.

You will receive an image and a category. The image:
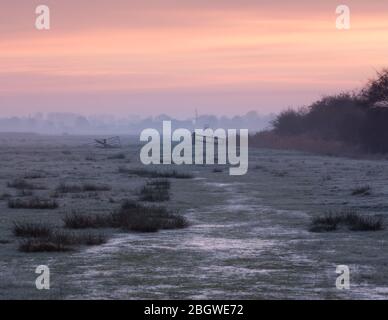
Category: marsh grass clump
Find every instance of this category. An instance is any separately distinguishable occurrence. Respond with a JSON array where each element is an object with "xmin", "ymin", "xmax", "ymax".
[
  {"xmin": 309, "ymin": 214, "xmax": 339, "ymax": 232},
  {"xmin": 64, "ymin": 200, "xmax": 189, "ymax": 233},
  {"xmin": 310, "ymin": 210, "xmax": 384, "ymax": 232},
  {"xmin": 17, "ymin": 228, "xmax": 107, "ymax": 252},
  {"xmin": 118, "ymin": 166, "xmax": 131, "ymax": 174},
  {"xmin": 148, "ymin": 179, "xmax": 171, "ymax": 188},
  {"xmin": 0, "ymin": 192, "xmax": 12, "ymax": 200},
  {"xmin": 19, "ymin": 239, "xmax": 70, "ymax": 253},
  {"xmin": 56, "ymin": 183, "xmax": 83, "ymax": 193},
  {"xmin": 351, "ymin": 185, "xmax": 372, "ymax": 196},
  {"xmin": 79, "ymin": 233, "xmax": 108, "ymax": 246},
  {"xmin": 108, "ymin": 153, "xmax": 126, "ymax": 160},
  {"xmin": 139, "ymin": 186, "xmax": 170, "ymax": 202},
  {"xmin": 120, "ymin": 168, "xmax": 193, "ymax": 179},
  {"xmin": 13, "ymin": 222, "xmax": 52, "ymax": 238},
  {"xmin": 17, "ymin": 189, "xmax": 34, "ymax": 197},
  {"xmin": 348, "ymin": 215, "xmax": 383, "ymax": 231},
  {"xmin": 82, "ymin": 183, "xmax": 111, "ymax": 192},
  {"xmin": 8, "ymin": 197, "xmax": 58, "ymax": 209},
  {"xmin": 56, "ymin": 183, "xmax": 111, "ymax": 193},
  {"xmin": 48, "ymin": 230, "xmax": 107, "ymax": 246},
  {"xmin": 112, "ymin": 201, "xmax": 189, "ymax": 232},
  {"xmin": 7, "ymin": 179, "xmax": 34, "ymax": 190},
  {"xmin": 23, "ymin": 172, "xmax": 46, "ymax": 179},
  {"xmin": 63, "ymin": 212, "xmax": 113, "ymax": 229},
  {"xmin": 271, "ymin": 170, "xmax": 288, "ymax": 177},
  {"xmin": 139, "ymin": 179, "xmax": 171, "ymax": 202}
]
